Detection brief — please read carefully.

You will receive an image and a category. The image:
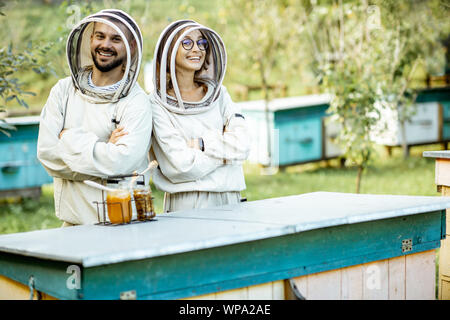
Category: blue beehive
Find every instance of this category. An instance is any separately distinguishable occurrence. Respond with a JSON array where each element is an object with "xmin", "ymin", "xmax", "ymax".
[
  {"xmin": 0, "ymin": 116, "xmax": 52, "ymax": 198},
  {"xmin": 238, "ymin": 94, "xmax": 342, "ymax": 167},
  {"xmin": 417, "ymin": 88, "xmax": 450, "ymax": 142},
  {"xmin": 372, "ymin": 87, "xmax": 450, "ymax": 152}
]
